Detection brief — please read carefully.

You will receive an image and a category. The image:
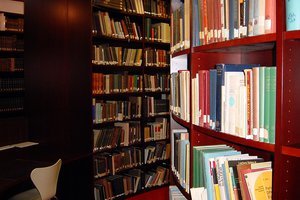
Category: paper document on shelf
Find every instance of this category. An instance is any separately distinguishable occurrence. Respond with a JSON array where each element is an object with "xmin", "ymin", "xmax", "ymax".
[
  {"xmin": 14, "ymin": 141, "xmax": 39, "ymax": 148},
  {"xmin": 190, "ymin": 187, "xmax": 207, "ymax": 200}
]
